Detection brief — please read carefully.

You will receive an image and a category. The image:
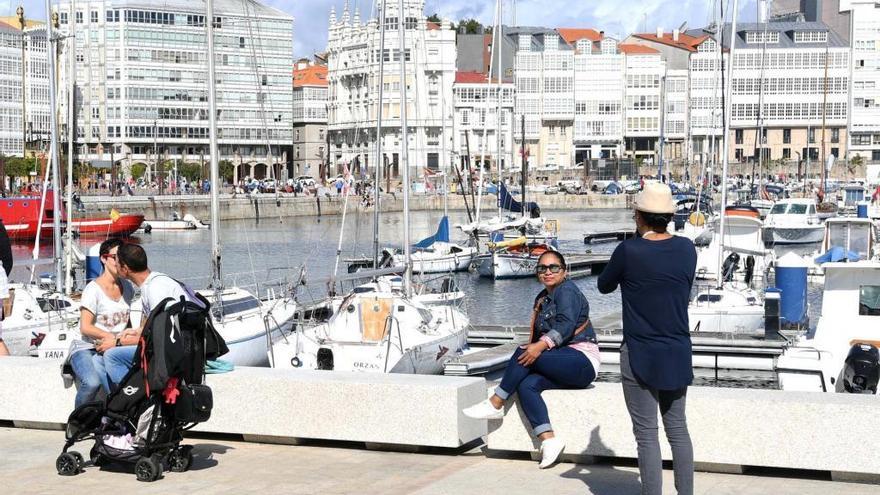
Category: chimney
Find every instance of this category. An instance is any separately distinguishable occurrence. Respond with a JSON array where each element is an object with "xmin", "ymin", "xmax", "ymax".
[
  {"xmin": 673, "ymin": 29, "xmax": 680, "ymax": 41},
  {"xmin": 656, "ymin": 27, "xmax": 663, "ymax": 38}
]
